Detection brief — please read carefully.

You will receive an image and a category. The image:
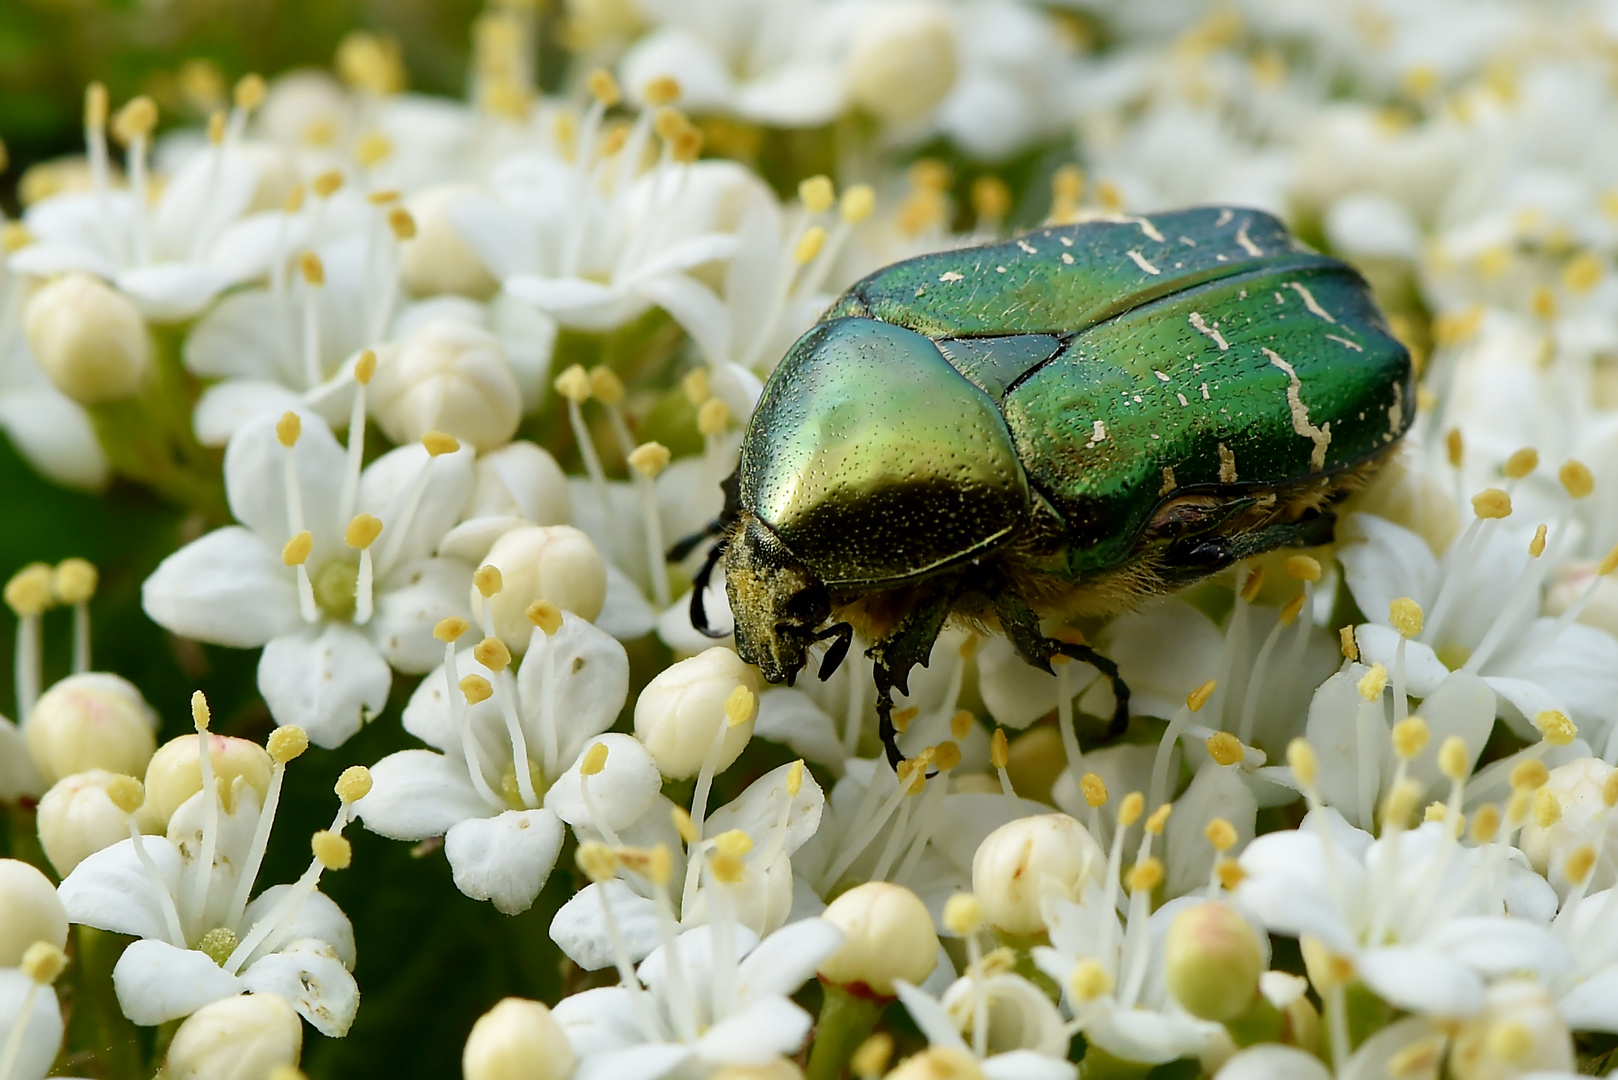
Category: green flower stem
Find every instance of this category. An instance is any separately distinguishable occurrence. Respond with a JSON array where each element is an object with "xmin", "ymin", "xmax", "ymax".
[
  {"xmin": 1223, "ymin": 996, "xmax": 1284, "ymax": 1048},
  {"xmin": 67, "ymin": 926, "xmax": 145, "ymax": 1080},
  {"xmin": 4, "ymin": 803, "xmax": 46, "ymax": 868},
  {"xmin": 805, "ymin": 982, "xmax": 885, "ymax": 1080}
]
